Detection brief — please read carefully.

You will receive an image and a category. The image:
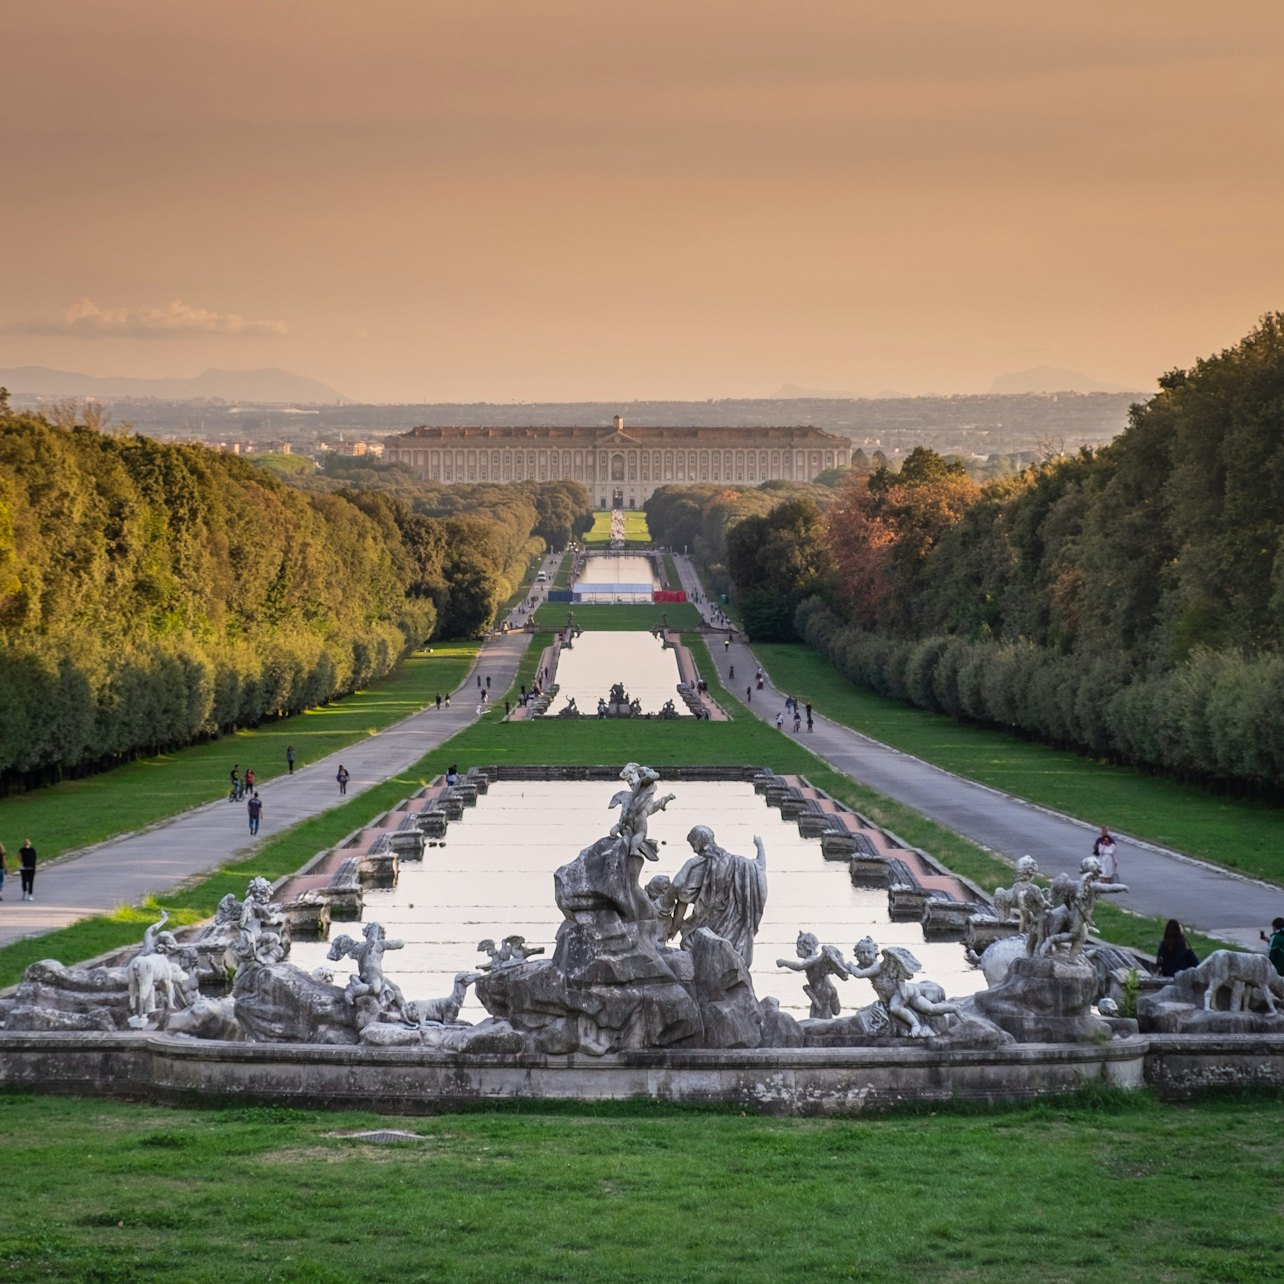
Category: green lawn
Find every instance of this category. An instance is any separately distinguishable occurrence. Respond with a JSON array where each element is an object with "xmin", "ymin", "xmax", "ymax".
[
  {"xmin": 1, "ymin": 1091, "xmax": 1280, "ymax": 1282},
  {"xmin": 752, "ymin": 642, "xmax": 1284, "ymax": 887},
  {"xmin": 583, "ymin": 509, "xmax": 652, "ymax": 546},
  {"xmin": 0, "ymin": 645, "xmax": 479, "ymax": 865},
  {"xmin": 534, "ymin": 601, "xmax": 704, "ymax": 631}
]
